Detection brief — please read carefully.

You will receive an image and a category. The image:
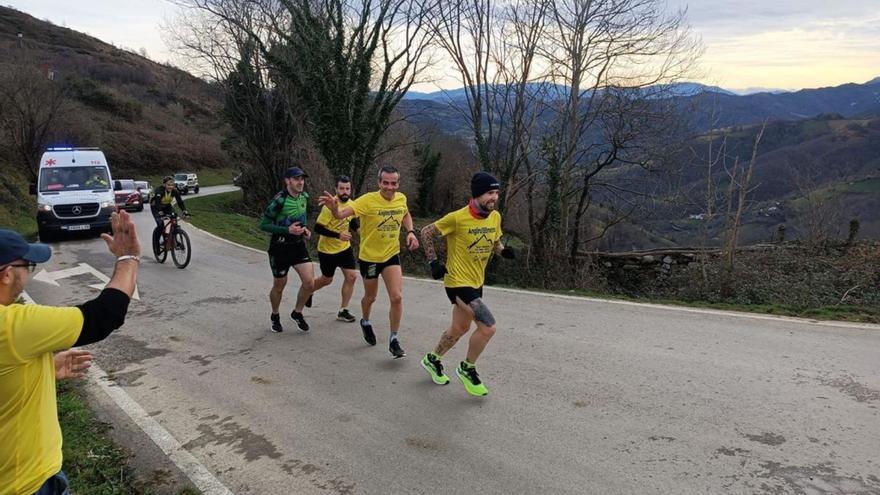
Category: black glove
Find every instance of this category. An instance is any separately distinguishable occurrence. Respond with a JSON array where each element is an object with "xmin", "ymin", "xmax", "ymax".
[
  {"xmin": 429, "ymin": 260, "xmax": 448, "ymax": 280},
  {"xmin": 500, "ymin": 247, "xmax": 516, "ymax": 259}
]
